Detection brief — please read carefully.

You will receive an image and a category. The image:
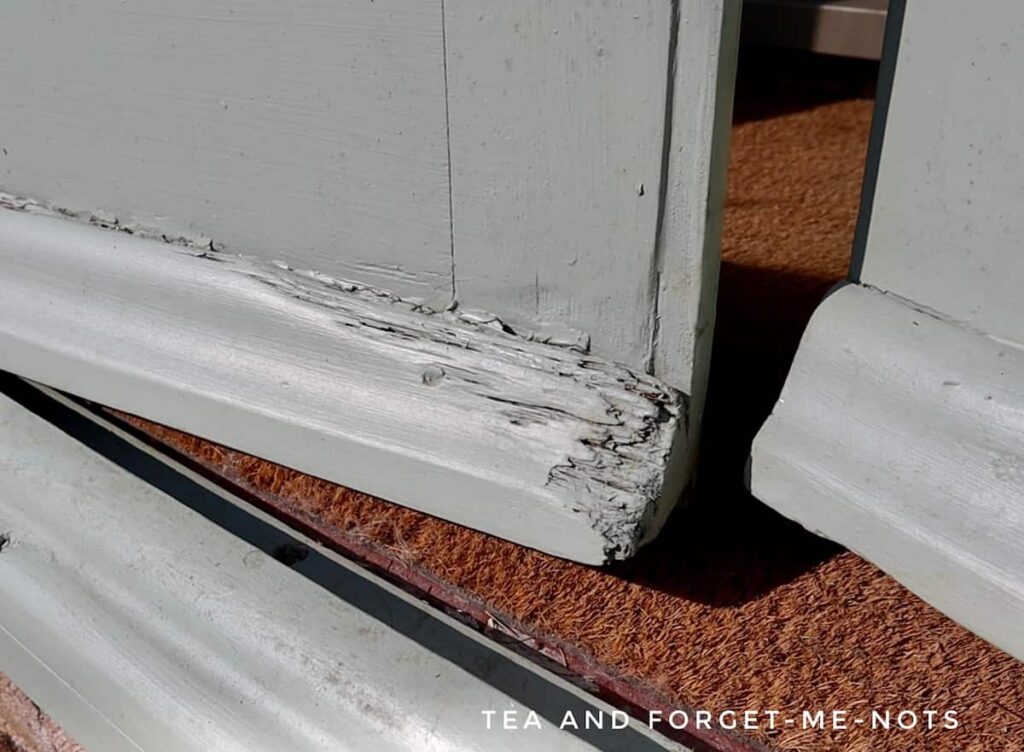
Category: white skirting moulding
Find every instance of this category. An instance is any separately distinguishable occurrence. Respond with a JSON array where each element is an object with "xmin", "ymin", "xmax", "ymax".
[
  {"xmin": 751, "ymin": 284, "xmax": 1024, "ymax": 662},
  {"xmin": 0, "ymin": 378, "xmax": 689, "ymax": 752},
  {"xmin": 752, "ymin": 0, "xmax": 1024, "ymax": 663},
  {"xmin": 0, "ymin": 203, "xmax": 686, "ymax": 564}
]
